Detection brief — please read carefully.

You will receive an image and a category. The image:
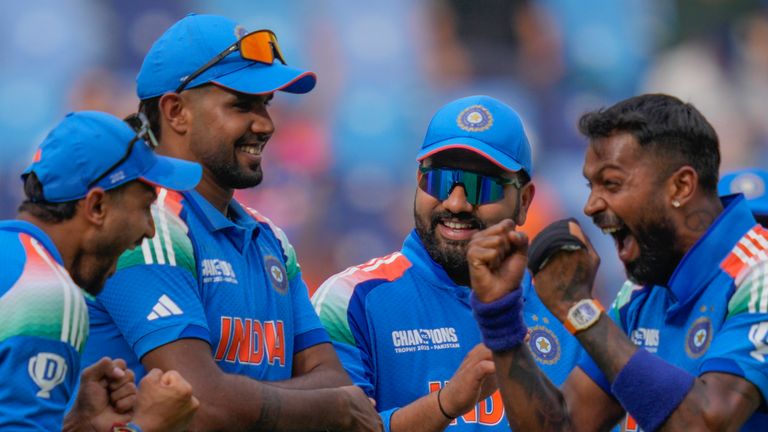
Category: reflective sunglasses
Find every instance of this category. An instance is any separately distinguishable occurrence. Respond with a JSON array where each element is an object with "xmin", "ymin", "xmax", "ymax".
[
  {"xmin": 88, "ymin": 112, "xmax": 158, "ymax": 188},
  {"xmin": 175, "ymin": 29, "xmax": 286, "ymax": 93},
  {"xmin": 418, "ymin": 166, "xmax": 522, "ymax": 205}
]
